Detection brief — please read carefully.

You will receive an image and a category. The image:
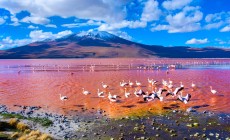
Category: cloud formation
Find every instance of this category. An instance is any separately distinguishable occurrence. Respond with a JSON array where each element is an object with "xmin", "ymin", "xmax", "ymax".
[
  {"xmin": 220, "ymin": 25, "xmax": 230, "ymax": 32},
  {"xmin": 0, "ymin": 37, "xmax": 31, "ymax": 50},
  {"xmin": 204, "ymin": 12, "xmax": 230, "ymax": 31},
  {"xmin": 62, "ymin": 20, "xmax": 102, "ymax": 28},
  {"xmin": 98, "ymin": 20, "xmax": 147, "ymax": 31},
  {"xmin": 0, "ymin": 17, "xmax": 5, "ymax": 25},
  {"xmin": 29, "ymin": 30, "xmax": 73, "ymax": 41},
  {"xmin": 0, "ymin": 0, "xmax": 127, "ymax": 23},
  {"xmin": 186, "ymin": 38, "xmax": 209, "ymax": 45},
  {"xmin": 162, "ymin": 0, "xmax": 192, "ymax": 10},
  {"xmin": 21, "ymin": 16, "xmax": 50, "ymax": 25},
  {"xmin": 0, "ymin": 30, "xmax": 73, "ymax": 49},
  {"xmin": 45, "ymin": 24, "xmax": 57, "ymax": 28},
  {"xmin": 152, "ymin": 6, "xmax": 203, "ymax": 33},
  {"xmin": 28, "ymin": 25, "xmax": 38, "ymax": 29},
  {"xmin": 141, "ymin": 0, "xmax": 161, "ymax": 22}
]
